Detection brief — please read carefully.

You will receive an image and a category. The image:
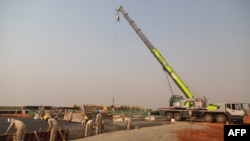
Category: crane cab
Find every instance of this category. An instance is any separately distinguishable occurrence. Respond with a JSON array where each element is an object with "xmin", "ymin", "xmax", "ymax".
[
  {"xmin": 169, "ymin": 95, "xmax": 190, "ymax": 109},
  {"xmin": 170, "ymin": 95, "xmax": 207, "ymax": 109}
]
